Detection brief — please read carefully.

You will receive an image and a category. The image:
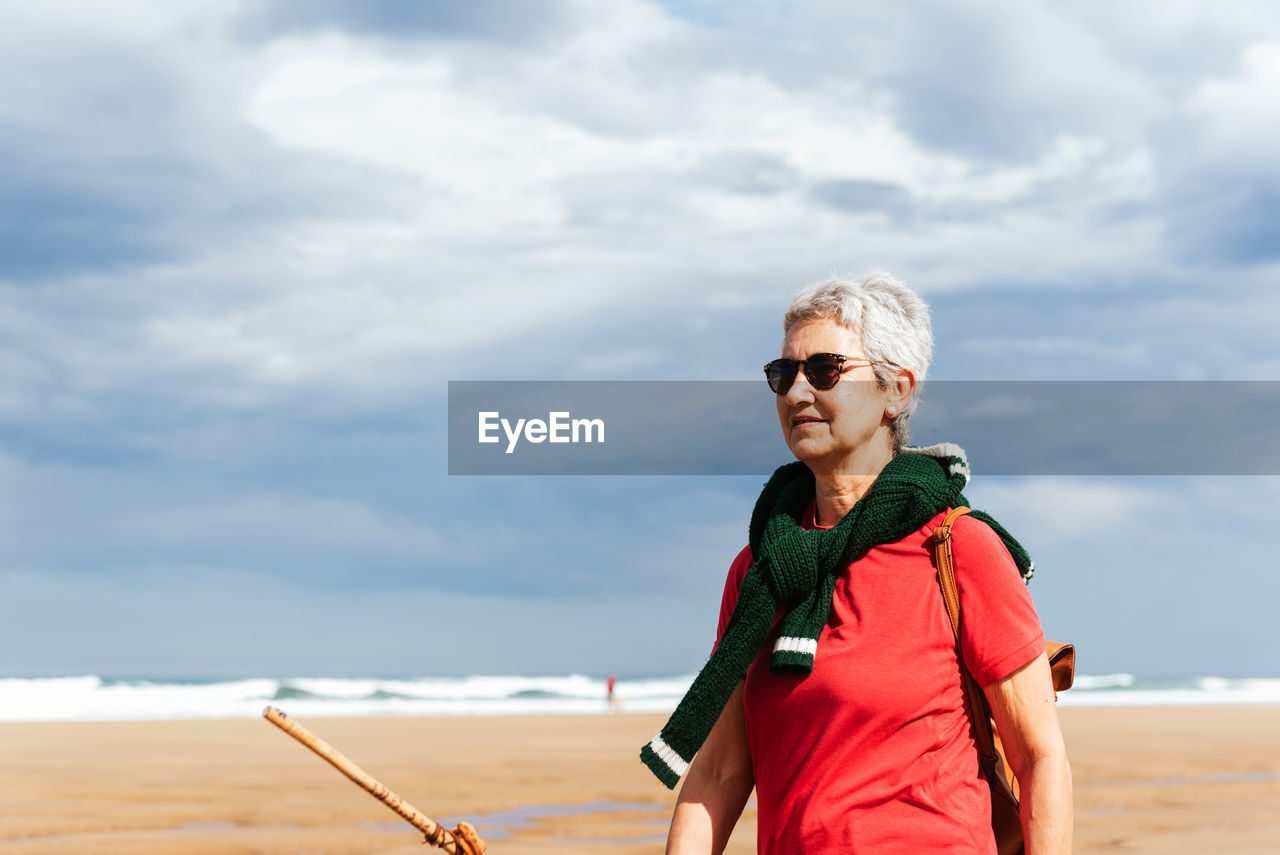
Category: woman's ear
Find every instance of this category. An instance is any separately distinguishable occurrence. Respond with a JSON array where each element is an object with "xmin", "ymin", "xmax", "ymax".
[{"xmin": 888, "ymin": 368, "xmax": 915, "ymax": 415}]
